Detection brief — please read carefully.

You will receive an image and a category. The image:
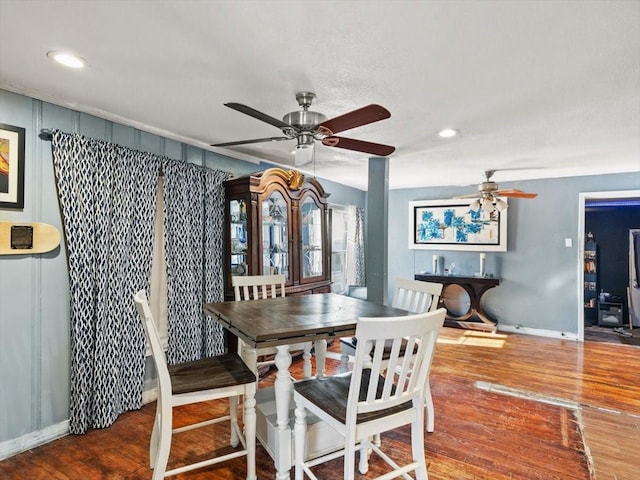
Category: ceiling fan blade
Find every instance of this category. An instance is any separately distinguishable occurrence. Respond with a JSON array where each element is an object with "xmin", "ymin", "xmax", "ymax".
[
  {"xmin": 322, "ymin": 136, "xmax": 395, "ymax": 156},
  {"xmin": 318, "ymin": 104, "xmax": 391, "ymax": 135},
  {"xmin": 454, "ymin": 193, "xmax": 482, "ymax": 199},
  {"xmin": 495, "ymin": 189, "xmax": 538, "ymax": 198},
  {"xmin": 211, "ymin": 136, "xmax": 290, "ymax": 147},
  {"xmin": 224, "ymin": 103, "xmax": 293, "ymax": 131}
]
